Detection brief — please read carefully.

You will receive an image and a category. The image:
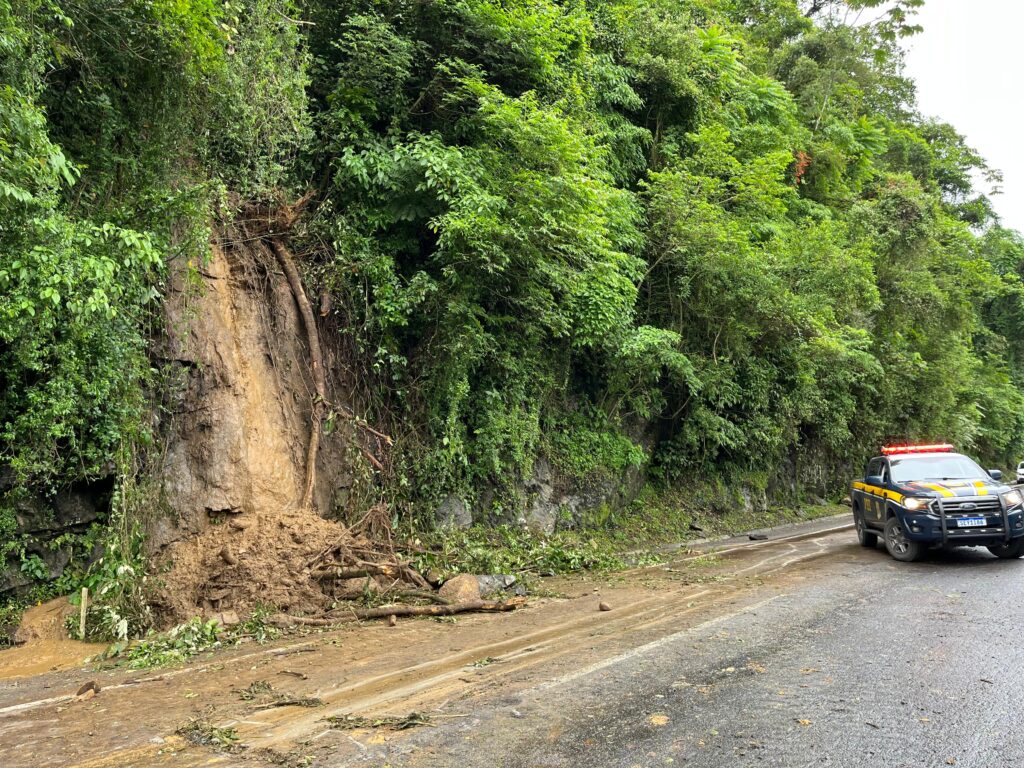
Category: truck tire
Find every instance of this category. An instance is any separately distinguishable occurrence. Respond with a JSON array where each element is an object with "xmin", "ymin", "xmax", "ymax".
[
  {"xmin": 855, "ymin": 512, "xmax": 877, "ymax": 548},
  {"xmin": 987, "ymin": 539, "xmax": 1024, "ymax": 559},
  {"xmin": 884, "ymin": 517, "xmax": 924, "ymax": 562}
]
